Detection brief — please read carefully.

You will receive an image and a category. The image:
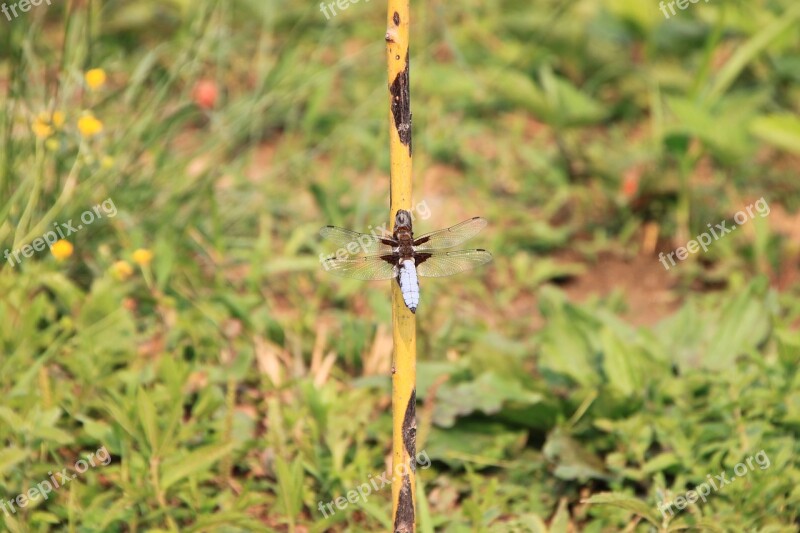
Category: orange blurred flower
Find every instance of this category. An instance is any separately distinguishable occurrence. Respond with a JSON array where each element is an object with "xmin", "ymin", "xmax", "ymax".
[
  {"xmin": 192, "ymin": 79, "xmax": 218, "ymax": 109},
  {"xmin": 621, "ymin": 167, "xmax": 641, "ymax": 199}
]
